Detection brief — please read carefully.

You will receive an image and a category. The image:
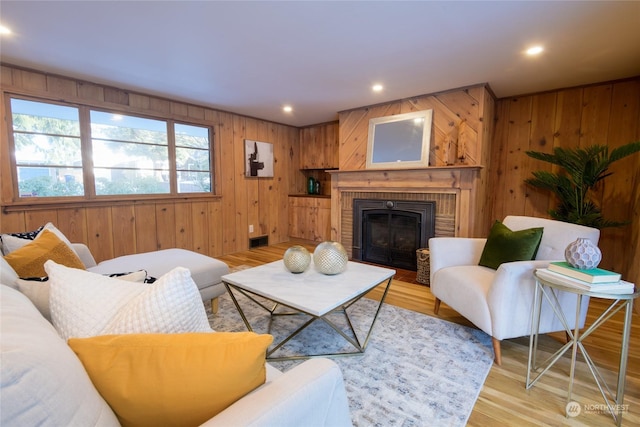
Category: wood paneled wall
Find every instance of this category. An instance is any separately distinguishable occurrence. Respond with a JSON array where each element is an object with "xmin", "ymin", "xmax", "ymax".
[
  {"xmin": 299, "ymin": 122, "xmax": 339, "ymax": 169},
  {"xmin": 490, "ymin": 78, "xmax": 640, "ymax": 284},
  {"xmin": 337, "ymin": 84, "xmax": 495, "ymax": 237},
  {"xmin": 0, "ymin": 65, "xmax": 301, "ymax": 262},
  {"xmin": 338, "ymin": 84, "xmax": 493, "ymax": 170},
  {"xmin": 2, "ymin": 64, "xmax": 637, "ymax": 285}
]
